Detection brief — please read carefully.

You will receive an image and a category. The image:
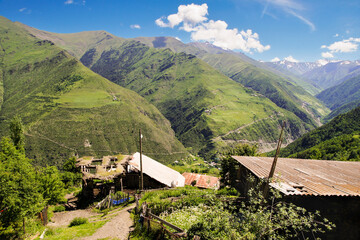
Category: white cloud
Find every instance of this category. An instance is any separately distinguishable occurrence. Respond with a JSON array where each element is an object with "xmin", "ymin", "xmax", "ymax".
[
  {"xmin": 130, "ymin": 24, "xmax": 141, "ymax": 29},
  {"xmin": 19, "ymin": 7, "xmax": 31, "ymax": 14},
  {"xmin": 321, "ymin": 52, "xmax": 334, "ymax": 58},
  {"xmin": 257, "ymin": 0, "xmax": 315, "ymax": 31},
  {"xmin": 155, "ymin": 4, "xmax": 270, "ymax": 53},
  {"xmin": 321, "ymin": 37, "xmax": 360, "ymax": 58},
  {"xmin": 64, "ymin": 0, "xmax": 74, "ymax": 4},
  {"xmin": 271, "ymin": 57, "xmax": 280, "ymax": 62},
  {"xmin": 156, "ymin": 3, "xmax": 208, "ymax": 28},
  {"xmin": 334, "ymin": 33, "xmax": 339, "ymax": 37},
  {"xmin": 322, "ymin": 38, "xmax": 360, "ymax": 54},
  {"xmin": 284, "ymin": 55, "xmax": 299, "ymax": 62}
]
